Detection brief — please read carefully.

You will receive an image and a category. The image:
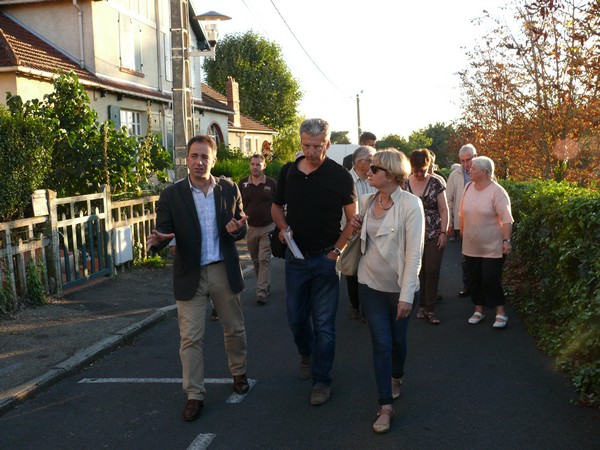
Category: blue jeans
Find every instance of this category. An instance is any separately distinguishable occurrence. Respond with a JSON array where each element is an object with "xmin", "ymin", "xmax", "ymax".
[
  {"xmin": 285, "ymin": 249, "xmax": 340, "ymax": 385},
  {"xmin": 359, "ymin": 283, "xmax": 417, "ymax": 405}
]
